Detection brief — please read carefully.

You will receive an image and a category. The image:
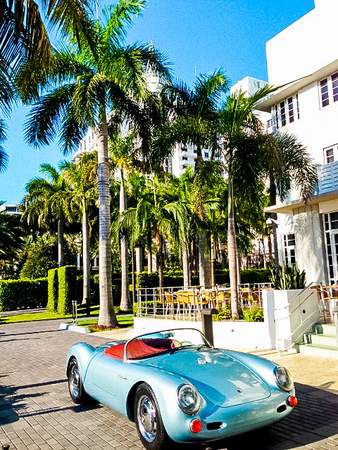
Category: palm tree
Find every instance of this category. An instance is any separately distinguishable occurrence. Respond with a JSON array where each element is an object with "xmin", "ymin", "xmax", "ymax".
[
  {"xmin": 23, "ymin": 163, "xmax": 70, "ymax": 266},
  {"xmin": 119, "ymin": 175, "xmax": 175, "ymax": 289},
  {"xmin": 18, "ymin": 0, "xmax": 170, "ymax": 328},
  {"xmin": 110, "ymin": 133, "xmax": 136, "ymax": 311},
  {"xmin": 62, "ymin": 152, "xmax": 97, "ymax": 308},
  {"xmin": 218, "ymin": 86, "xmax": 272, "ymax": 319},
  {"xmin": 154, "ymin": 72, "xmax": 228, "ymax": 287}
]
